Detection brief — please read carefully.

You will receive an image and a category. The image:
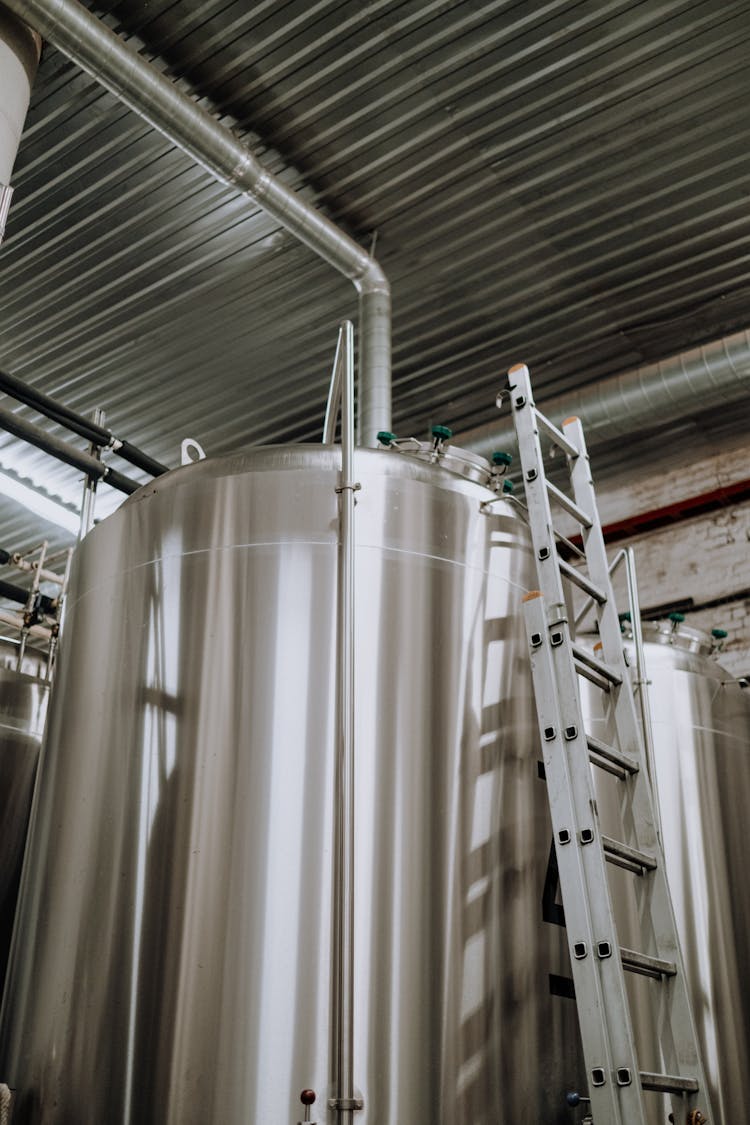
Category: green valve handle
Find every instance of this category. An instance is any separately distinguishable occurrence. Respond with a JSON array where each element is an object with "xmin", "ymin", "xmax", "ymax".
[
  {"xmin": 711, "ymin": 628, "xmax": 728, "ymax": 639},
  {"xmin": 492, "ymin": 451, "xmax": 513, "ymax": 467},
  {"xmin": 618, "ymin": 612, "xmax": 632, "ymax": 622},
  {"xmin": 669, "ymin": 612, "xmax": 685, "ymax": 624},
  {"xmin": 377, "ymin": 431, "xmax": 397, "ymax": 447},
  {"xmin": 502, "ymin": 479, "xmax": 514, "ymax": 494},
  {"xmin": 431, "ymin": 425, "xmax": 453, "ymax": 441}
]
